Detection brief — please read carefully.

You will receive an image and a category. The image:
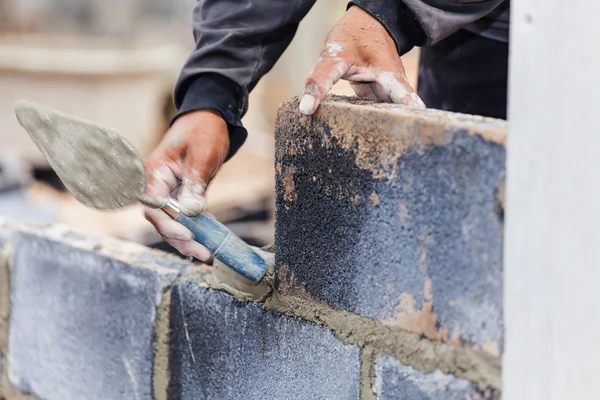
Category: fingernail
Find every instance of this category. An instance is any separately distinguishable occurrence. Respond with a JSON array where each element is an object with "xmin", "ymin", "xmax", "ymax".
[
  {"xmin": 299, "ymin": 94, "xmax": 316, "ymax": 115},
  {"xmin": 179, "ymin": 196, "xmax": 206, "ymax": 216},
  {"xmin": 194, "ymin": 247, "xmax": 212, "ymax": 262}
]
